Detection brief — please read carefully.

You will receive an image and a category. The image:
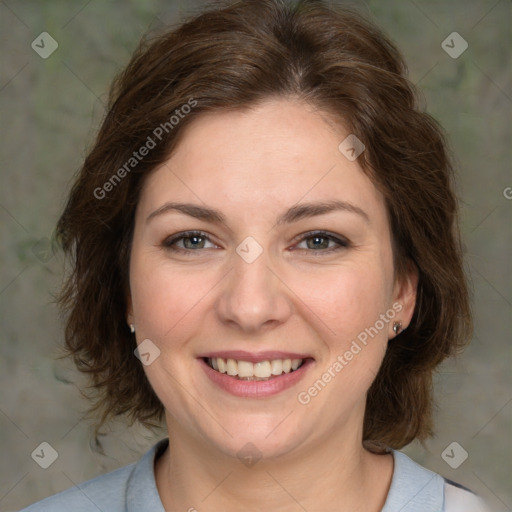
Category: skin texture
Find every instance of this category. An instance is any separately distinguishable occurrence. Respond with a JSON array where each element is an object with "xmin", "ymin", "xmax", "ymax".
[{"xmin": 127, "ymin": 98, "xmax": 418, "ymax": 512}]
